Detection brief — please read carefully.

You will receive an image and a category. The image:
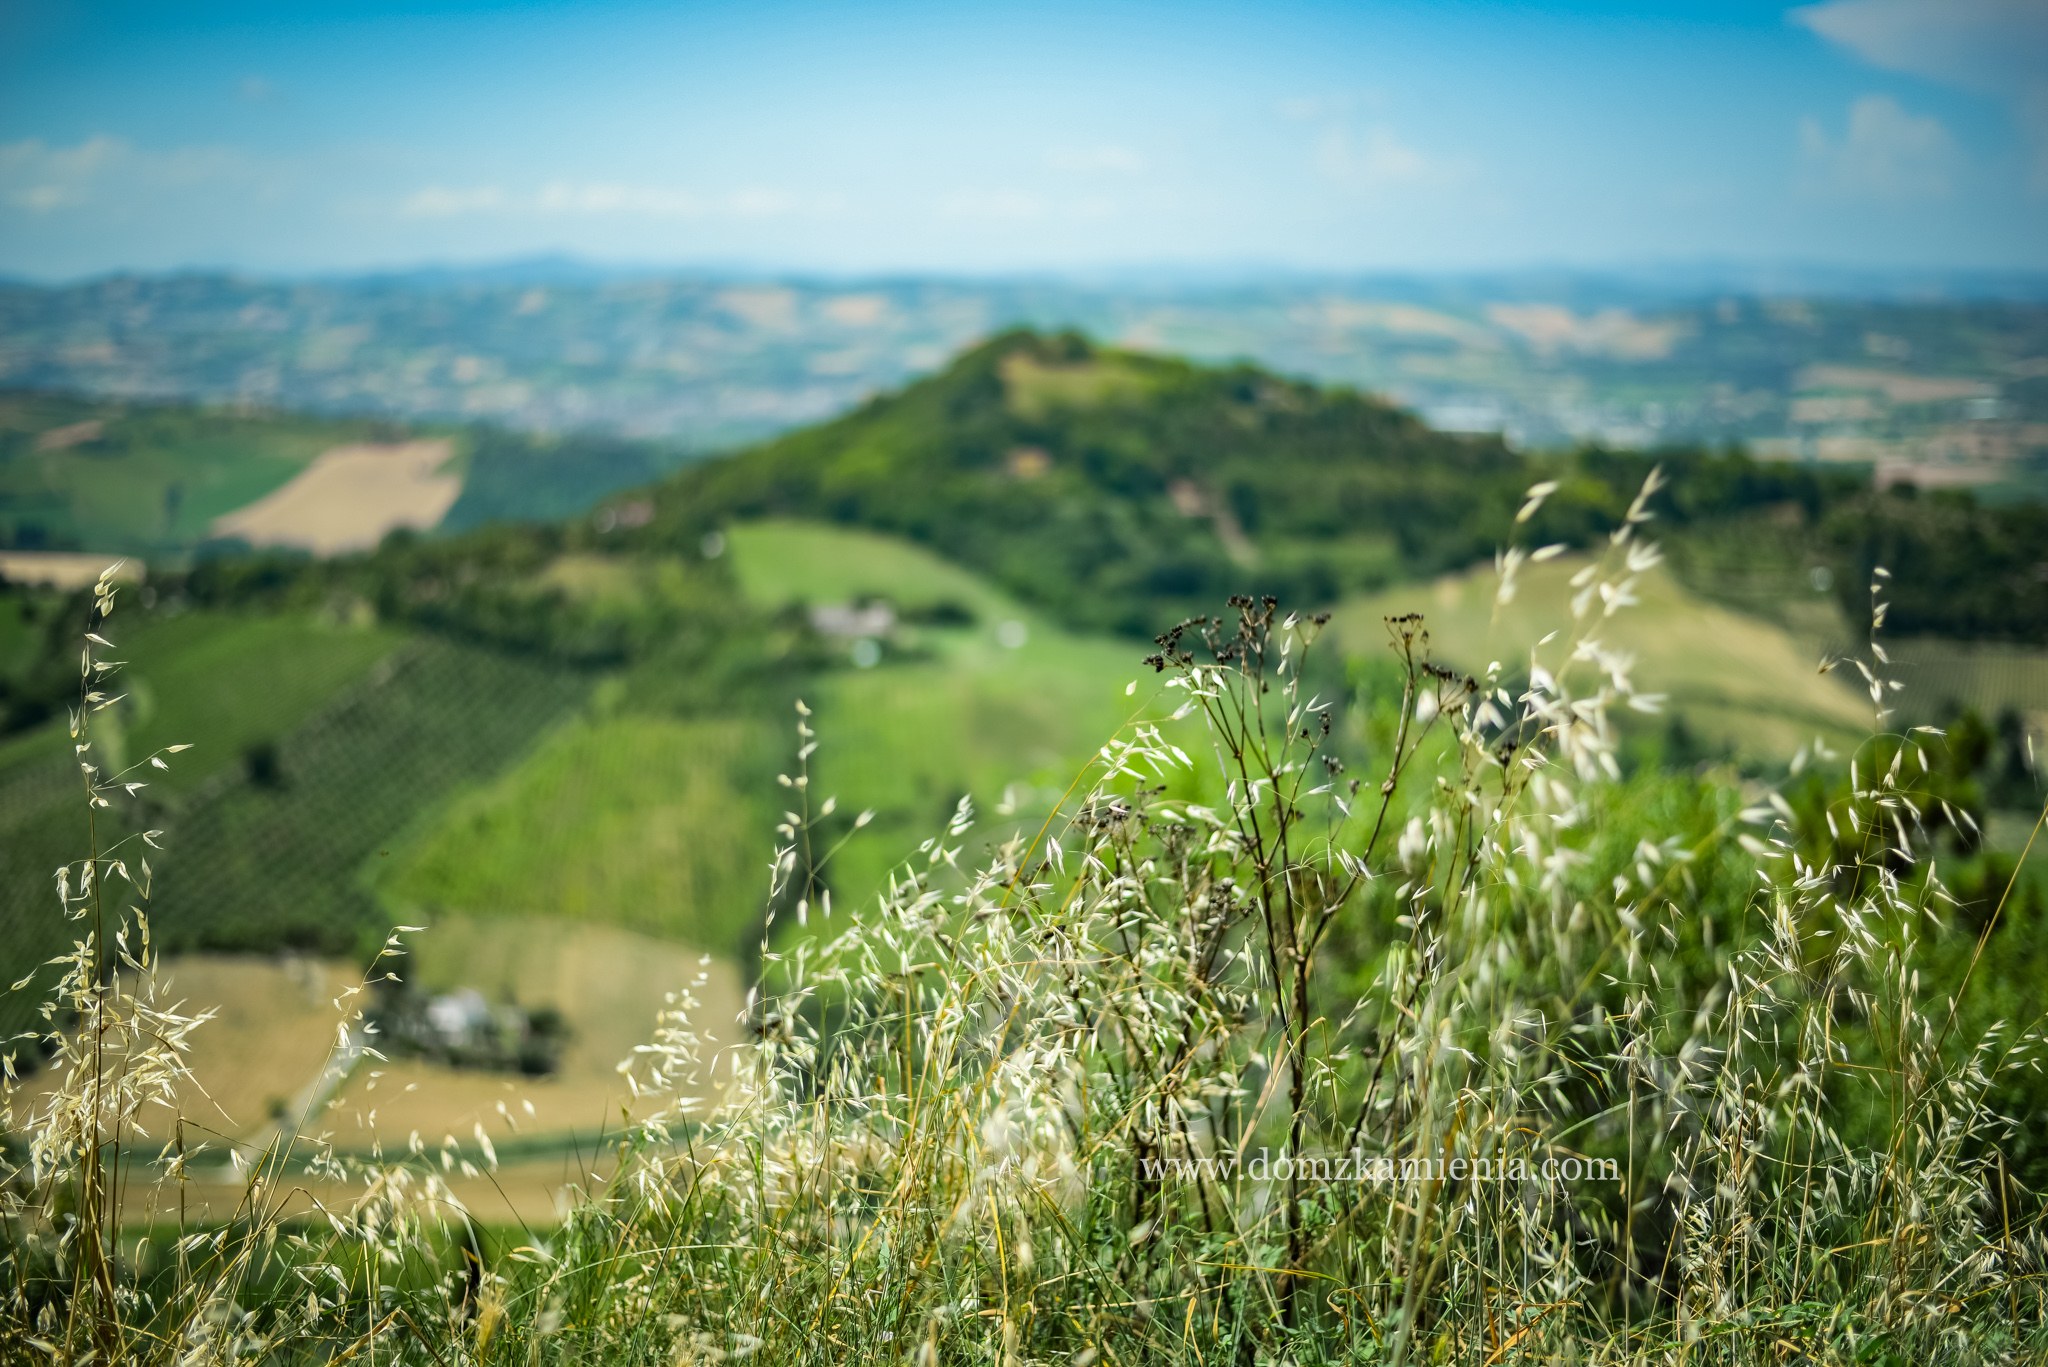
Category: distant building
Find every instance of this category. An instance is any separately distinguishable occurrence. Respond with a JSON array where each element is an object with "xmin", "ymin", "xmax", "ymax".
[
  {"xmin": 808, "ymin": 601, "xmax": 897, "ymax": 638},
  {"xmin": 425, "ymin": 988, "xmax": 495, "ymax": 1048}
]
